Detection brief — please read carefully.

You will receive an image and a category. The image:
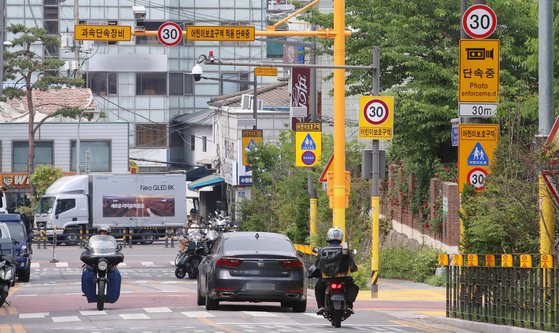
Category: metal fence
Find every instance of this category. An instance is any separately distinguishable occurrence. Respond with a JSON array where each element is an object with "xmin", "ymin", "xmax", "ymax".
[{"xmin": 443, "ymin": 253, "xmax": 557, "ymax": 332}]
